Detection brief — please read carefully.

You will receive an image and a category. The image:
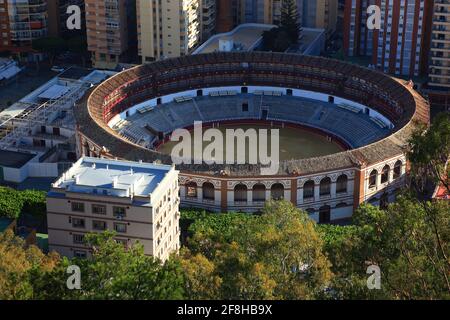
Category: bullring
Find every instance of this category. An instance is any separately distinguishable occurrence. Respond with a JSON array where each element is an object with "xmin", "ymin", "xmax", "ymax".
[{"xmin": 75, "ymin": 52, "xmax": 429, "ymax": 223}]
